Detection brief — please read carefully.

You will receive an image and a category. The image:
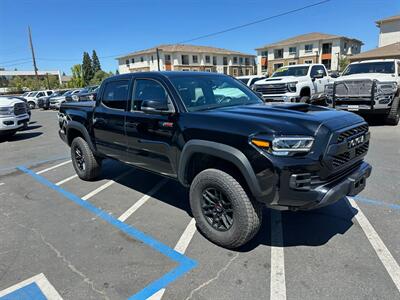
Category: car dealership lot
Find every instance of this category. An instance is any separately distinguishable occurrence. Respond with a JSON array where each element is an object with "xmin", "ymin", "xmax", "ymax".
[{"xmin": 0, "ymin": 110, "xmax": 399, "ymax": 299}]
